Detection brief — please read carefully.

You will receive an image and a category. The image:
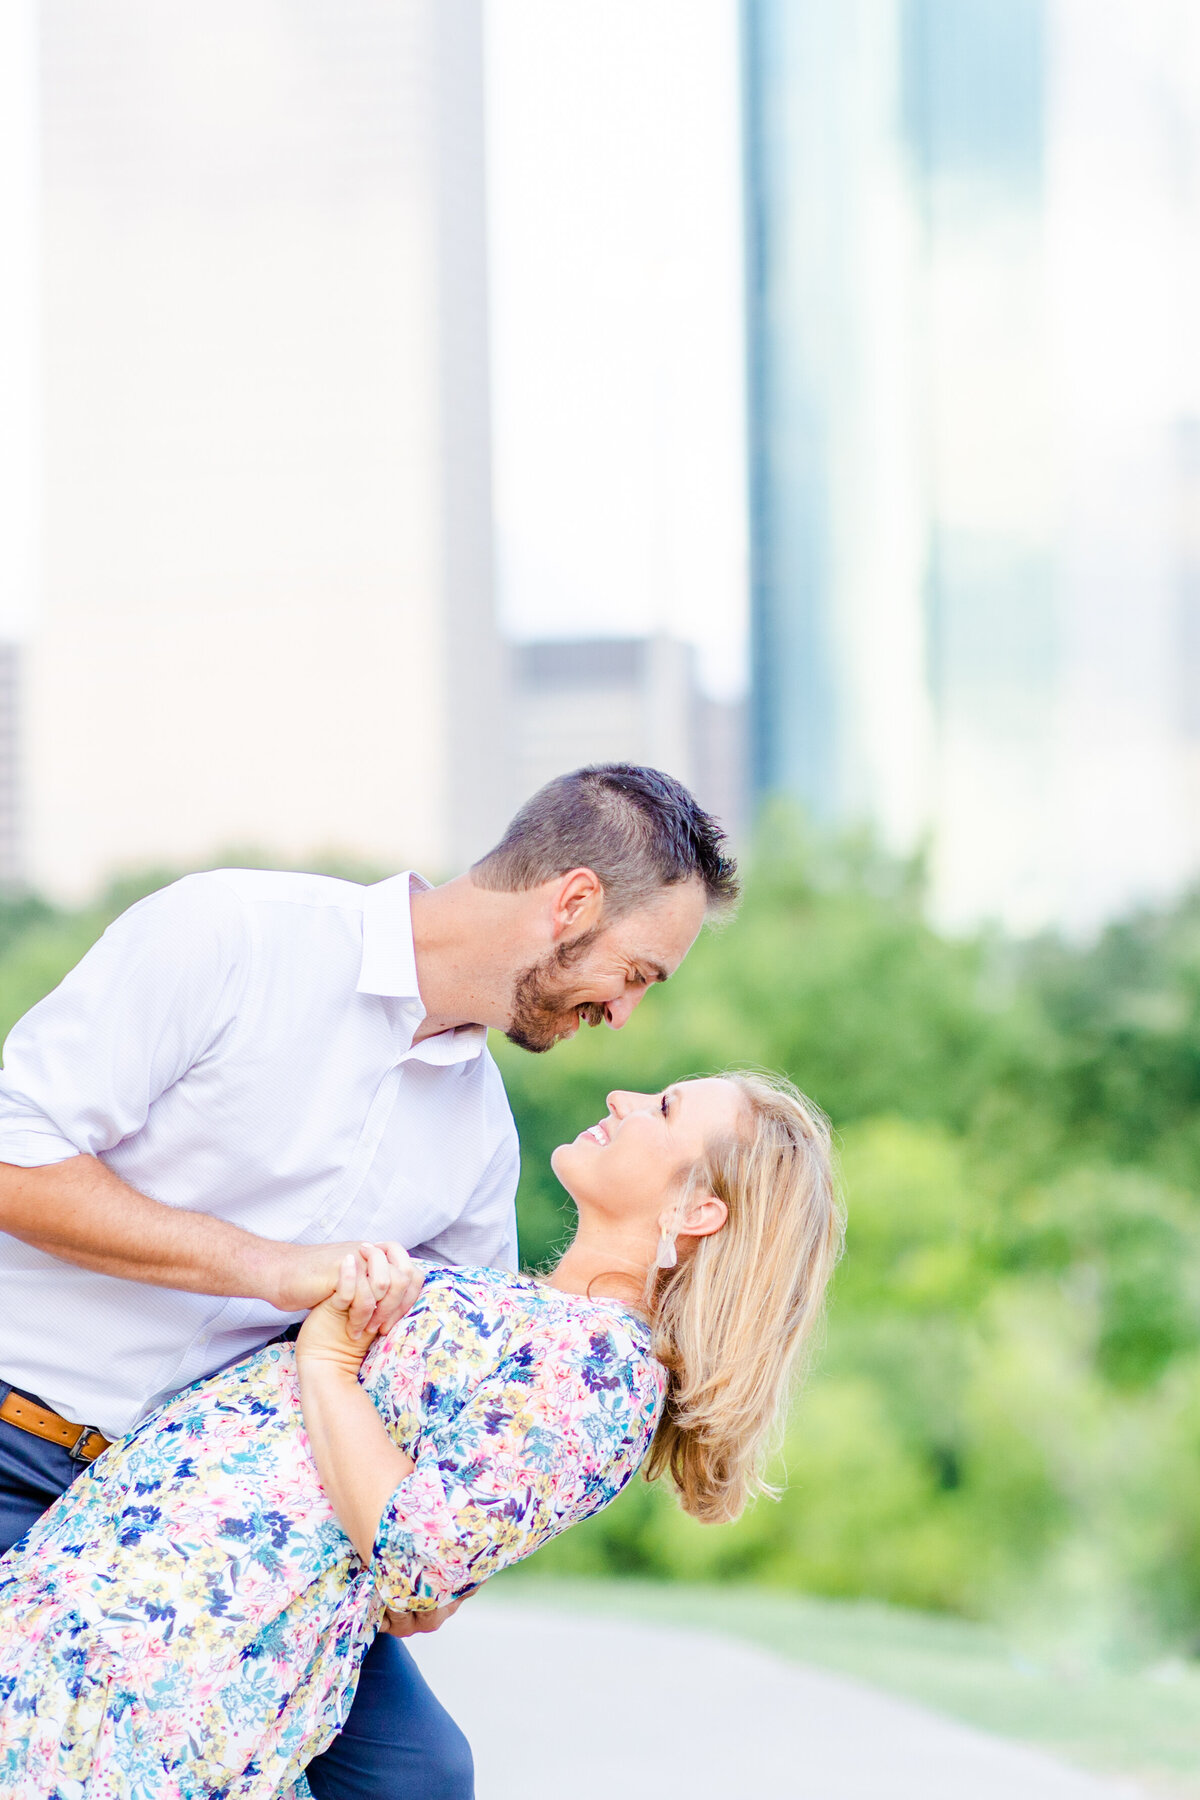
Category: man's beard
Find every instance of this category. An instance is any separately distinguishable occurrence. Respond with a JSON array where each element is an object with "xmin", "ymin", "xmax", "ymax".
[{"xmin": 506, "ymin": 929, "xmax": 607, "ymax": 1054}]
